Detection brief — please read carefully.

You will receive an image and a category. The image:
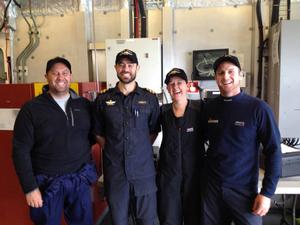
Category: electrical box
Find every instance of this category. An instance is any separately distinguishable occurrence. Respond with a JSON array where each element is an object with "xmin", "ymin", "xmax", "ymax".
[
  {"xmin": 105, "ymin": 38, "xmax": 162, "ymax": 93},
  {"xmin": 267, "ymin": 20, "xmax": 300, "ymax": 138},
  {"xmin": 0, "ymin": 84, "xmax": 34, "ymax": 108}
]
